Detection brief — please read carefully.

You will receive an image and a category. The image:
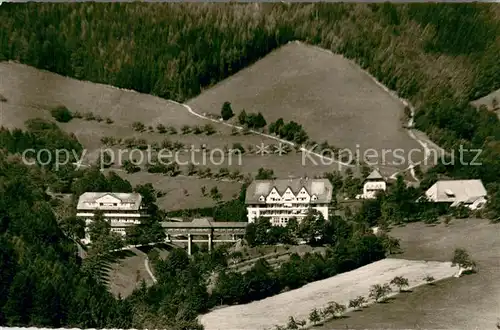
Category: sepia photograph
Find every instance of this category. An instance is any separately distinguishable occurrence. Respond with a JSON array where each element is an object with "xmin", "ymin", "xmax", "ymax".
[{"xmin": 0, "ymin": 2, "xmax": 499, "ymax": 330}]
